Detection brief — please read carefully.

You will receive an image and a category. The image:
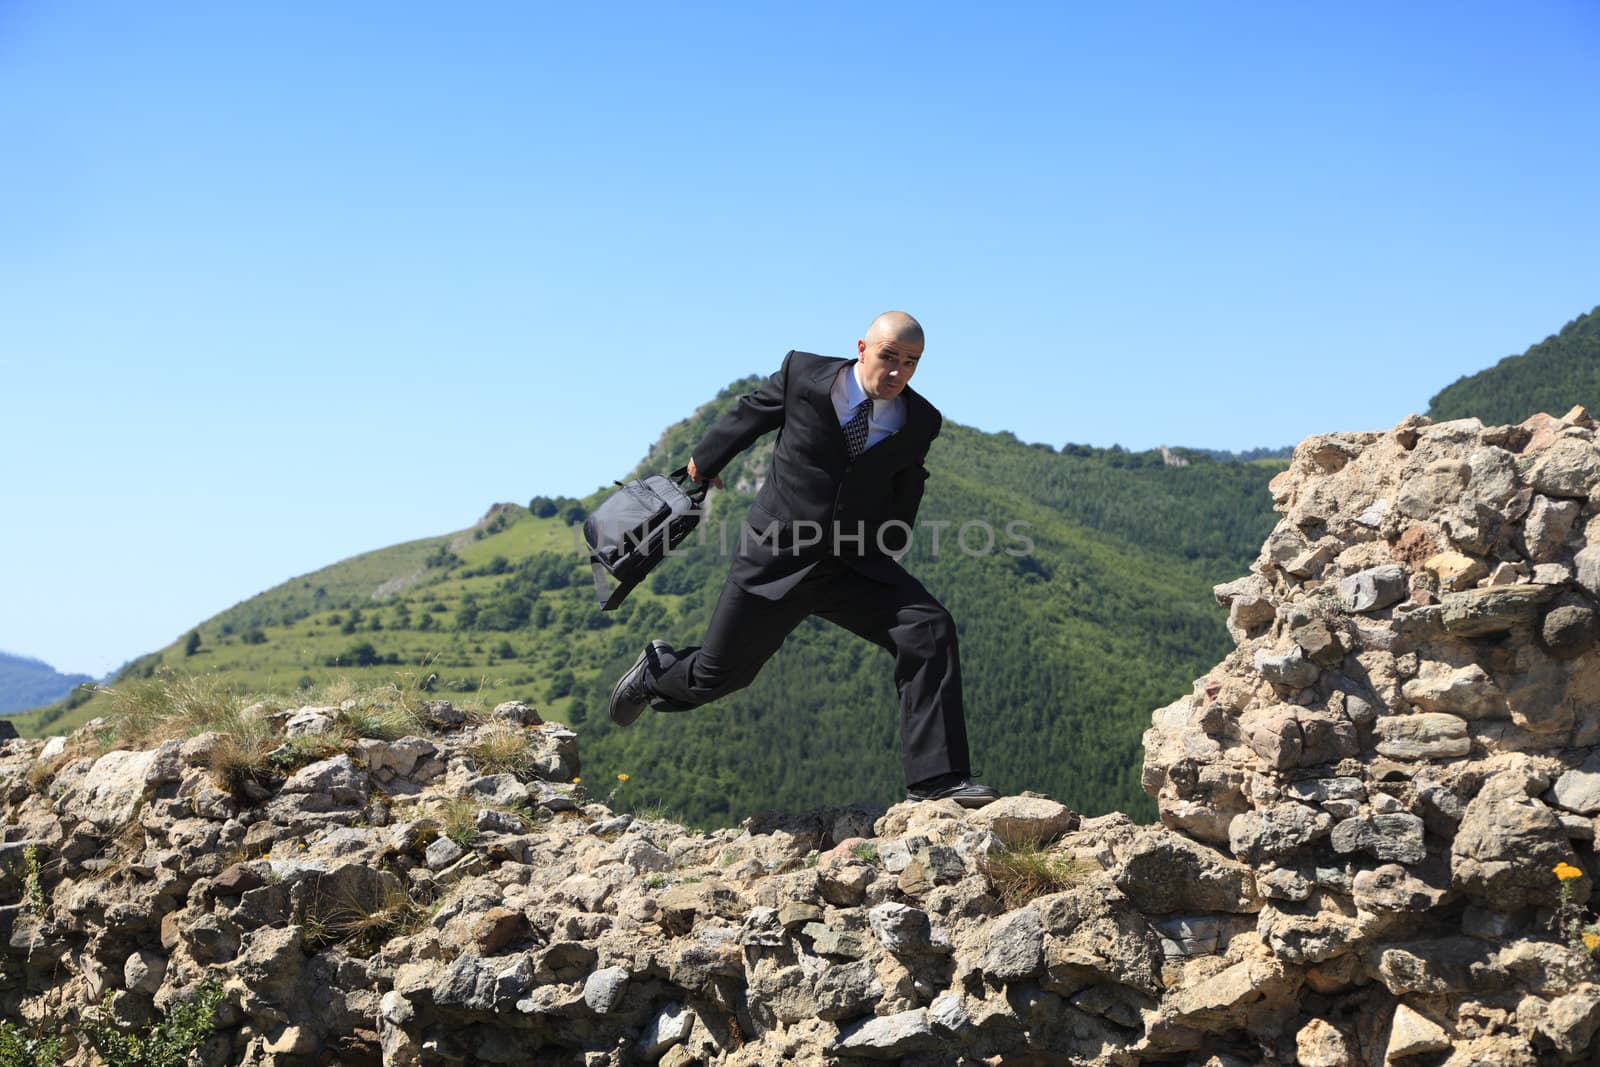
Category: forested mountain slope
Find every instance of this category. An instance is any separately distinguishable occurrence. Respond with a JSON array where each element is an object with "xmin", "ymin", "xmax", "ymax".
[
  {"xmin": 1429, "ymin": 304, "xmax": 1600, "ymax": 424},
  {"xmin": 13, "ymin": 378, "xmax": 1281, "ymax": 824}
]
